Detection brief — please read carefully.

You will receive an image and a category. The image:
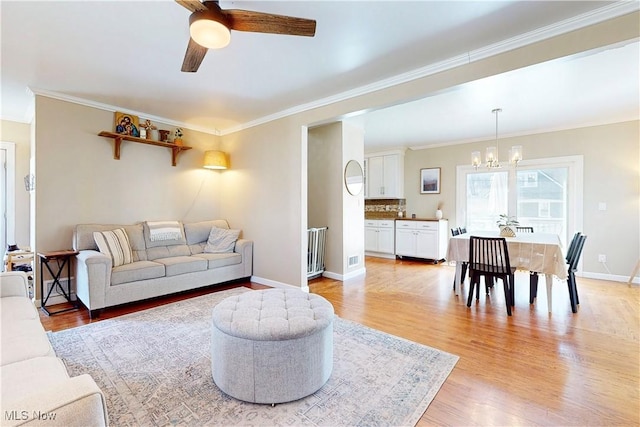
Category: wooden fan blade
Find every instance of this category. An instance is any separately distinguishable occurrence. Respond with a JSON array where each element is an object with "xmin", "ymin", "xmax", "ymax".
[
  {"xmin": 181, "ymin": 37, "xmax": 208, "ymax": 72},
  {"xmin": 225, "ymin": 9, "xmax": 316, "ymax": 37},
  {"xmin": 175, "ymin": 0, "xmax": 208, "ymax": 13}
]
